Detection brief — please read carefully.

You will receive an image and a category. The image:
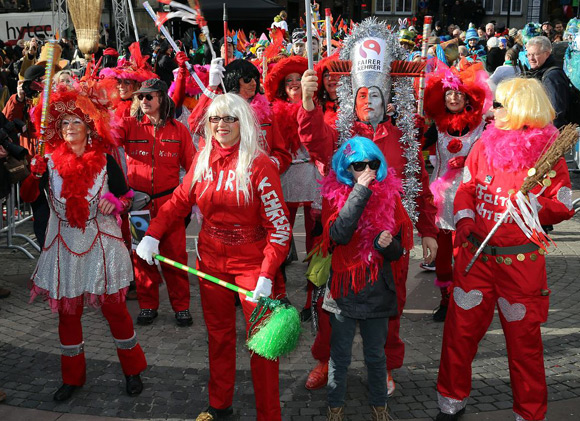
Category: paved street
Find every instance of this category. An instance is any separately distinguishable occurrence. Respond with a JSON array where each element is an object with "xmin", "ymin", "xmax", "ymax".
[{"xmin": 1, "ymin": 170, "xmax": 579, "ymax": 421}]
